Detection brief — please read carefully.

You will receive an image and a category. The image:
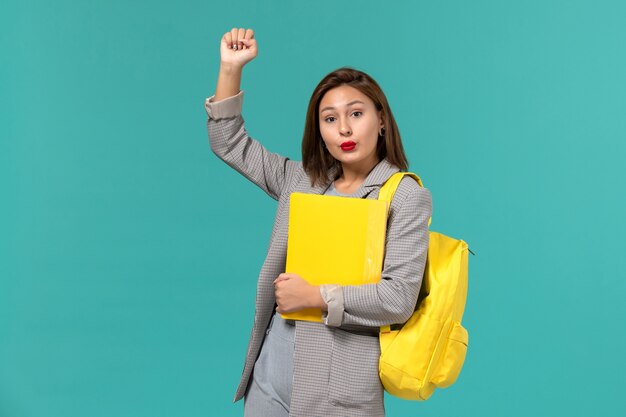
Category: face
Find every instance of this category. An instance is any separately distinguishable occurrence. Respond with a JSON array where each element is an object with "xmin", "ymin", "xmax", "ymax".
[{"xmin": 318, "ymin": 85, "xmax": 384, "ymax": 172}]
